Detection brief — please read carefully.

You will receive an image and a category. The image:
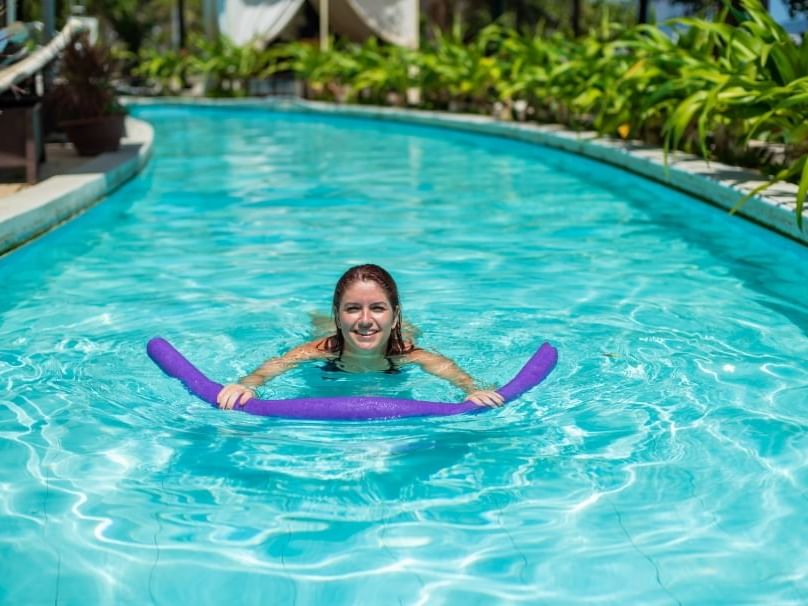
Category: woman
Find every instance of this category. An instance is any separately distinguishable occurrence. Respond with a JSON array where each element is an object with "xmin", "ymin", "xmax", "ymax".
[{"xmin": 216, "ymin": 264, "xmax": 504, "ymax": 409}]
